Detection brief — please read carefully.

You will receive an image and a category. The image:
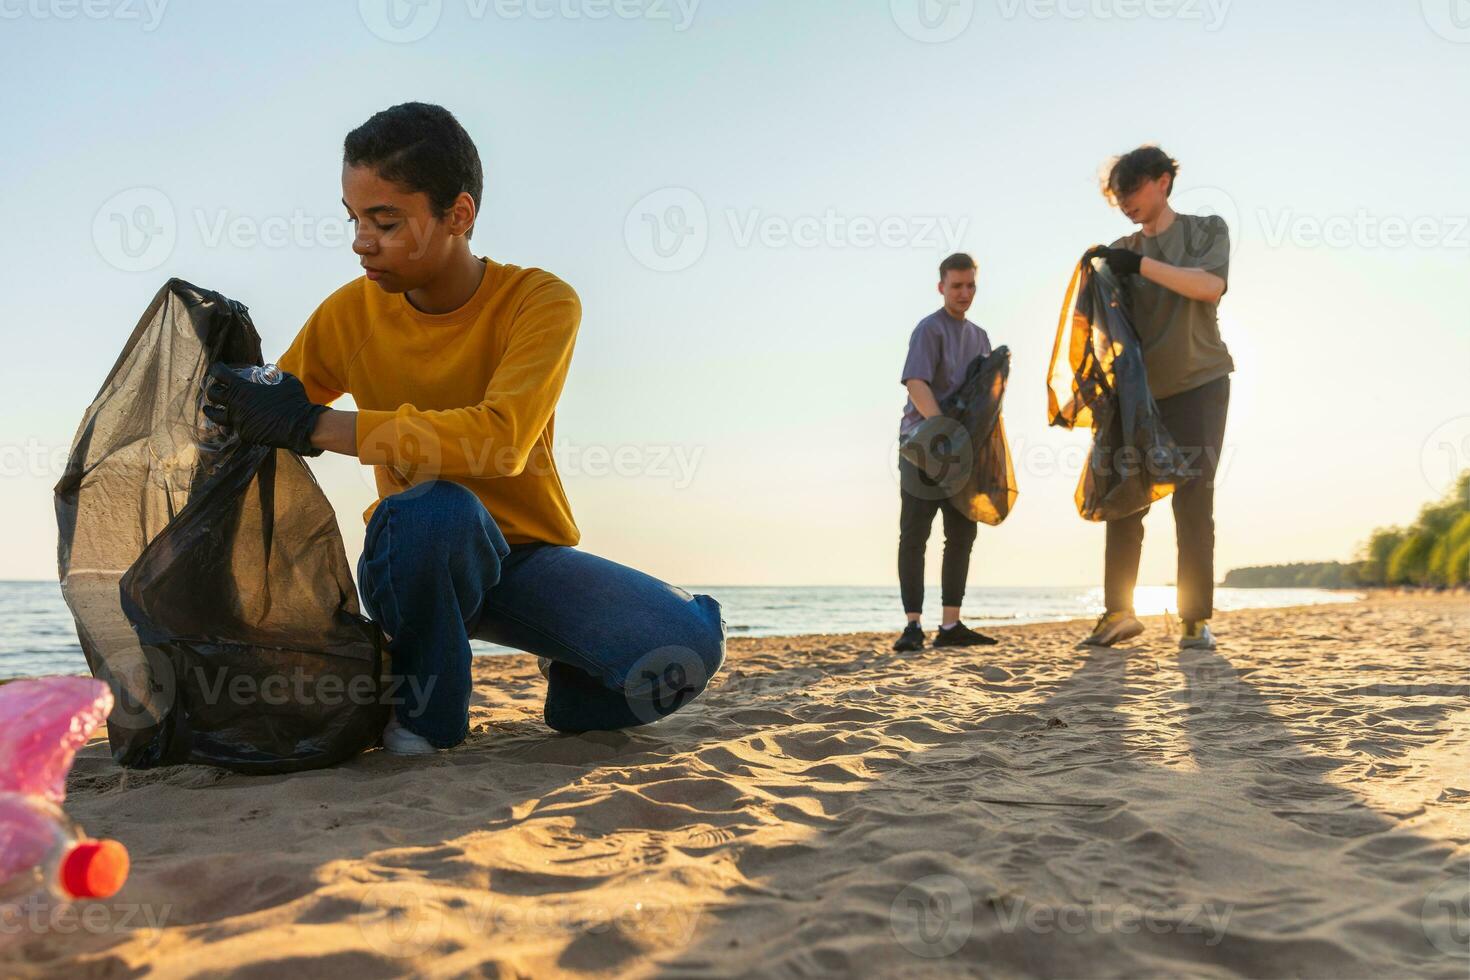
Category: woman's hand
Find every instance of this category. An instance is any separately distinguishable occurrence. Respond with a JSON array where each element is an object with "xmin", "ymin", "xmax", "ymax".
[{"xmin": 202, "ymin": 364, "xmax": 330, "ymax": 457}]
